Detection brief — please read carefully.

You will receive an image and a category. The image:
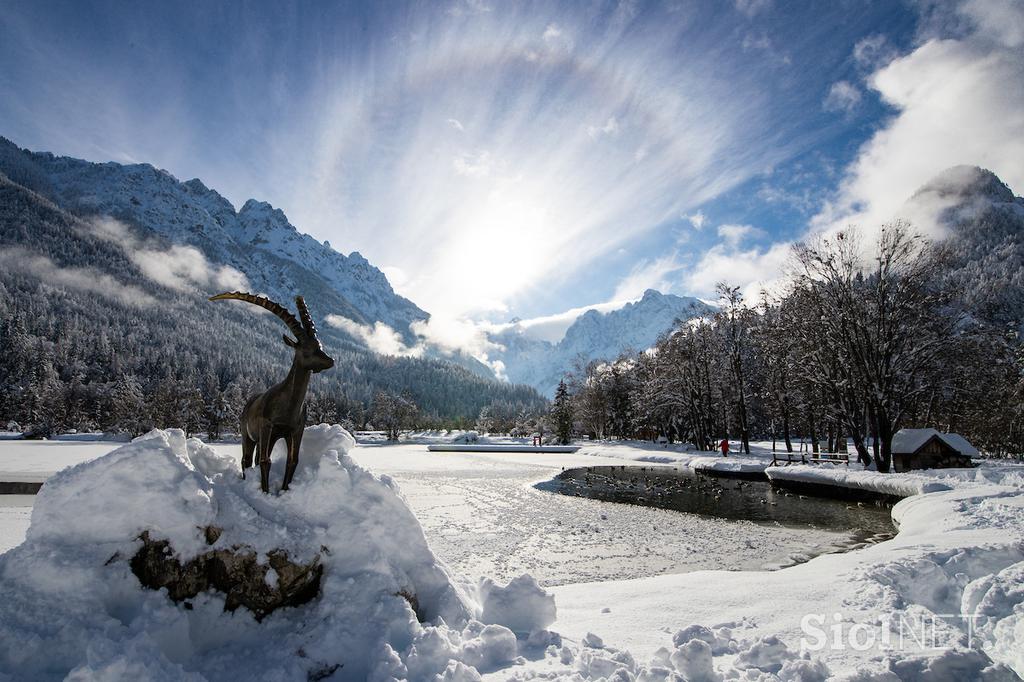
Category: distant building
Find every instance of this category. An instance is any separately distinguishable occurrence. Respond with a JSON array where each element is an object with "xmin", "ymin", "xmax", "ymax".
[{"xmin": 891, "ymin": 428, "xmax": 978, "ymax": 472}]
